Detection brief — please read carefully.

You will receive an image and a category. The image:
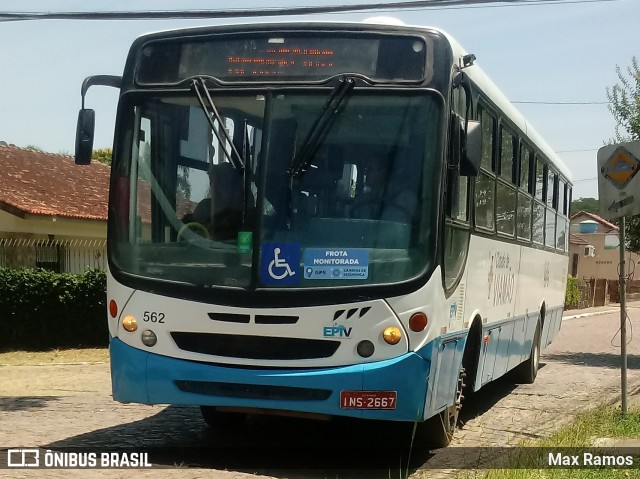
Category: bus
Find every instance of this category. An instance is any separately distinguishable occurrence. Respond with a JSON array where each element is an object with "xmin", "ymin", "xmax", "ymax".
[{"xmin": 75, "ymin": 19, "xmax": 572, "ymax": 447}]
